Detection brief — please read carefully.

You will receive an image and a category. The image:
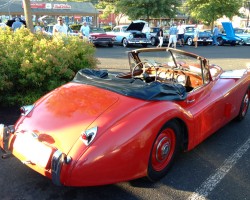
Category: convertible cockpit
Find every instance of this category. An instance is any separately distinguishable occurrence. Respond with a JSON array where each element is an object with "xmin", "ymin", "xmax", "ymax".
[{"xmin": 116, "ymin": 47, "xmax": 210, "ymax": 92}]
